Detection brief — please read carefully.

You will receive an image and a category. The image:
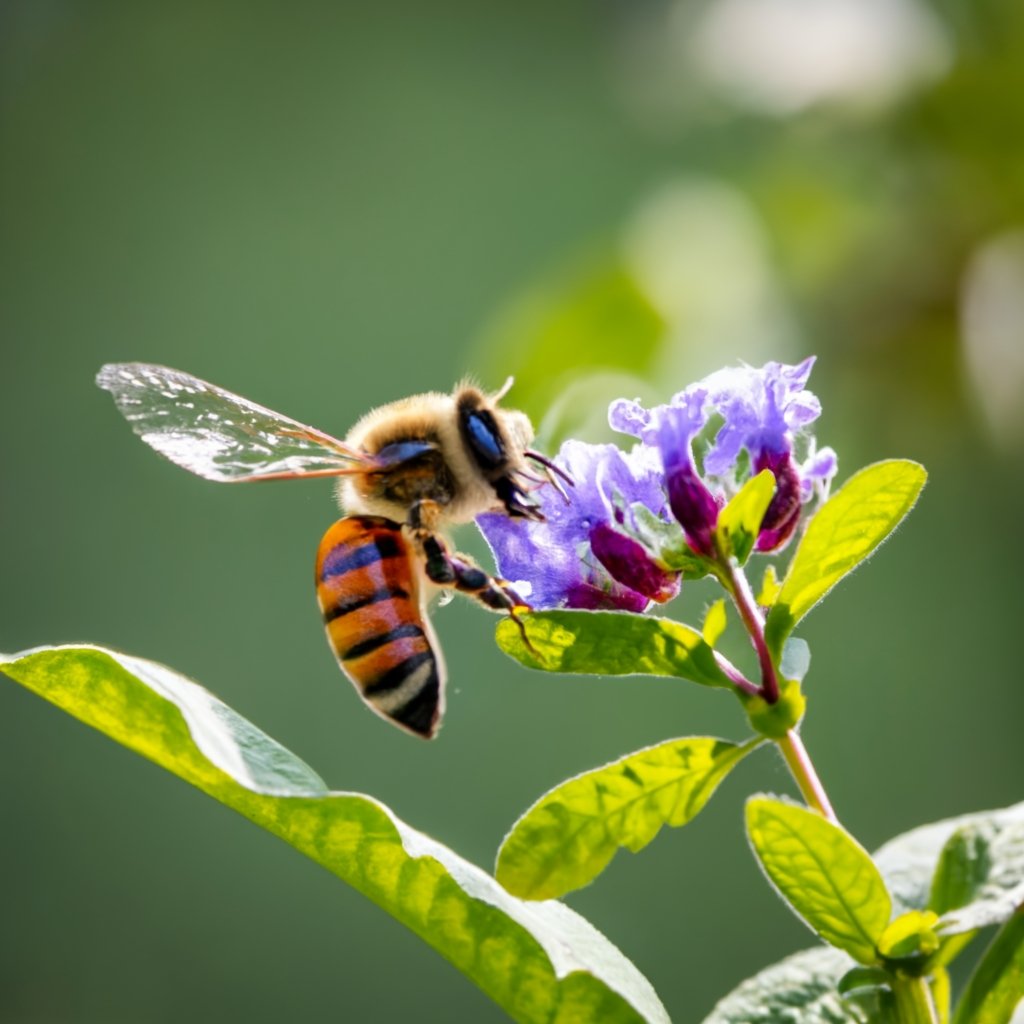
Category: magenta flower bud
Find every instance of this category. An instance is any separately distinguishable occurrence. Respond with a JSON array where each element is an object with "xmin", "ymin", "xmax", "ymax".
[
  {"xmin": 753, "ymin": 448, "xmax": 802, "ymax": 551},
  {"xmin": 664, "ymin": 461, "xmax": 720, "ymax": 557},
  {"xmin": 589, "ymin": 522, "xmax": 681, "ymax": 603}
]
